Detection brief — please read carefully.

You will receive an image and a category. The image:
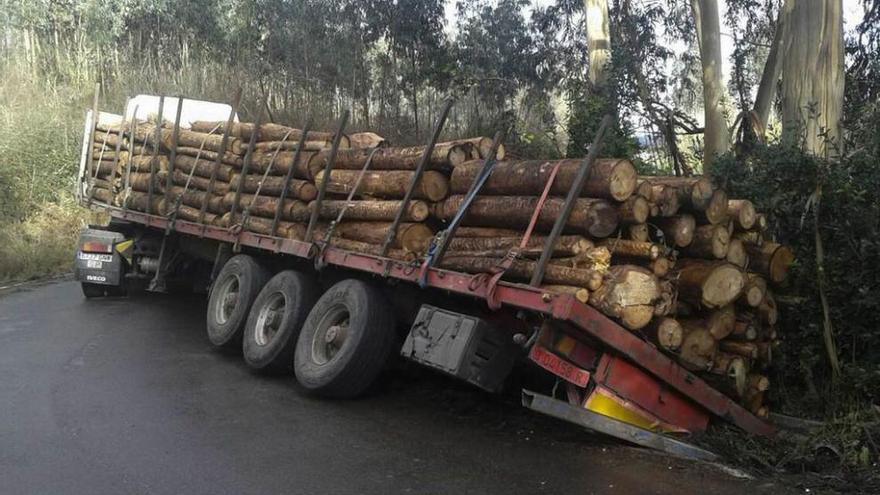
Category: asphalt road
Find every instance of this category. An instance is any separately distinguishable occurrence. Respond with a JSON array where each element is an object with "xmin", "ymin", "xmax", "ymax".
[{"xmin": 0, "ymin": 280, "xmax": 795, "ymax": 495}]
